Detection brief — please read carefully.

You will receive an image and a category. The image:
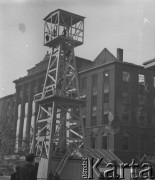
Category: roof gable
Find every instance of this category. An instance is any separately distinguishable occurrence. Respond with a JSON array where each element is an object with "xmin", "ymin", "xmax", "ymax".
[{"xmin": 93, "ymin": 48, "xmax": 117, "ymax": 66}]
